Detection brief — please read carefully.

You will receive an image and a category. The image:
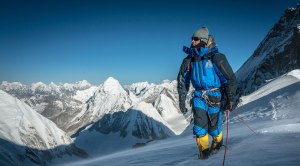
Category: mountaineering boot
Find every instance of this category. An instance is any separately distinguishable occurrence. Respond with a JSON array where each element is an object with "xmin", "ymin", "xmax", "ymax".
[
  {"xmin": 210, "ymin": 131, "xmax": 223, "ymax": 154},
  {"xmin": 196, "ymin": 134, "xmax": 210, "ymax": 159}
]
